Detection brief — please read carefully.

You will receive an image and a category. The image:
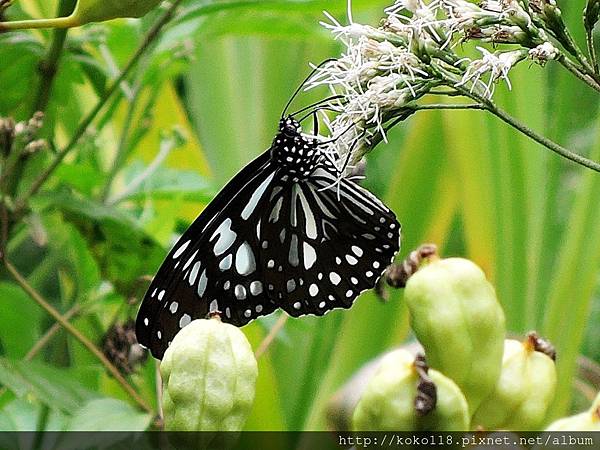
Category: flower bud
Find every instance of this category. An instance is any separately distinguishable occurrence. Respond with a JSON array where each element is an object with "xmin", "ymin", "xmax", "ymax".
[
  {"xmin": 404, "ymin": 257, "xmax": 505, "ymax": 414},
  {"xmin": 70, "ymin": 0, "xmax": 162, "ymax": 25},
  {"xmin": 352, "ymin": 350, "xmax": 469, "ymax": 431},
  {"xmin": 472, "ymin": 337, "xmax": 557, "ymax": 430},
  {"xmin": 546, "ymin": 391, "xmax": 600, "ymax": 431},
  {"xmin": 585, "ymin": 0, "xmax": 600, "ymax": 35},
  {"xmin": 160, "ymin": 318, "xmax": 257, "ymax": 432}
]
